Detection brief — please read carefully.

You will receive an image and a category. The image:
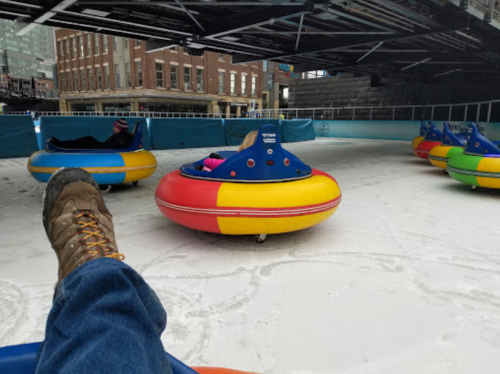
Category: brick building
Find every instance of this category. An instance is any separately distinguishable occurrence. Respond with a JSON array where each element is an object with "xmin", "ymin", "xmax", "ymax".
[{"xmin": 55, "ymin": 29, "xmax": 264, "ymax": 117}]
